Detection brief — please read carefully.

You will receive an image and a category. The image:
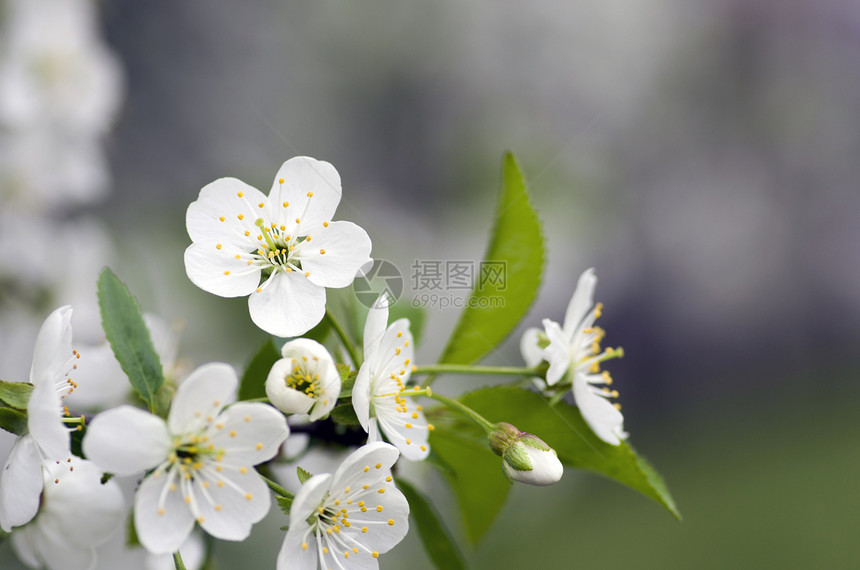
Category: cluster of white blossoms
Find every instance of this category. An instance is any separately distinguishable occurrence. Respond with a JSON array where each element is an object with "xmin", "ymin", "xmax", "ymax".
[
  {"xmin": 521, "ymin": 268, "xmax": 628, "ymax": 445},
  {"xmin": 0, "ymin": 152, "xmax": 640, "ymax": 570}
]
